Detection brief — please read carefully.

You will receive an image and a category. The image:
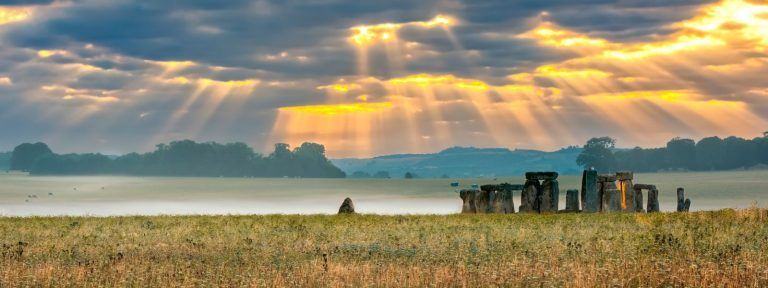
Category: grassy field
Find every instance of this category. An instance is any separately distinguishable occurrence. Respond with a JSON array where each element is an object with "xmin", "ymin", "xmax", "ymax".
[{"xmin": 2, "ymin": 209, "xmax": 768, "ymax": 287}]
